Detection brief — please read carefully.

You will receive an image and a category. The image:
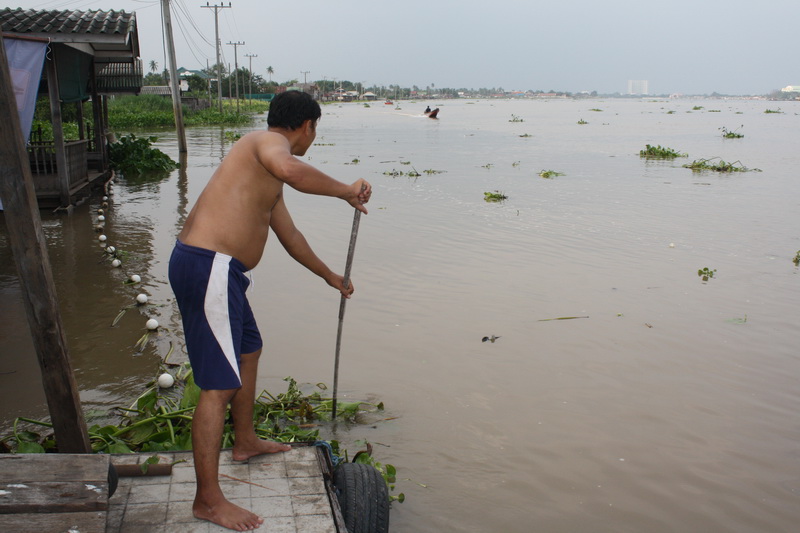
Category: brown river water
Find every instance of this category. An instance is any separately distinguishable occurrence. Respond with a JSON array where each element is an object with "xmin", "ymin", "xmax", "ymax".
[{"xmin": 2, "ymin": 98, "xmax": 799, "ymax": 532}]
